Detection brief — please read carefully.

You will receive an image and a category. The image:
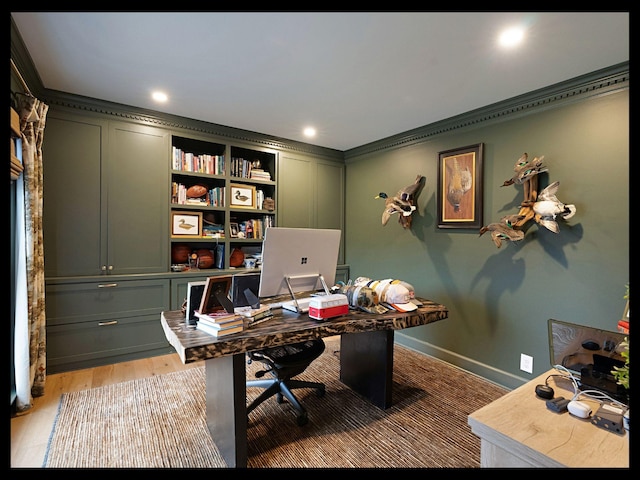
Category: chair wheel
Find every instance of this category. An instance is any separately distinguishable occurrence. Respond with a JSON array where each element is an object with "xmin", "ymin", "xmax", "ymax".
[
  {"xmin": 296, "ymin": 413, "xmax": 309, "ymax": 426},
  {"xmin": 316, "ymin": 387, "xmax": 325, "ymax": 398}
]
